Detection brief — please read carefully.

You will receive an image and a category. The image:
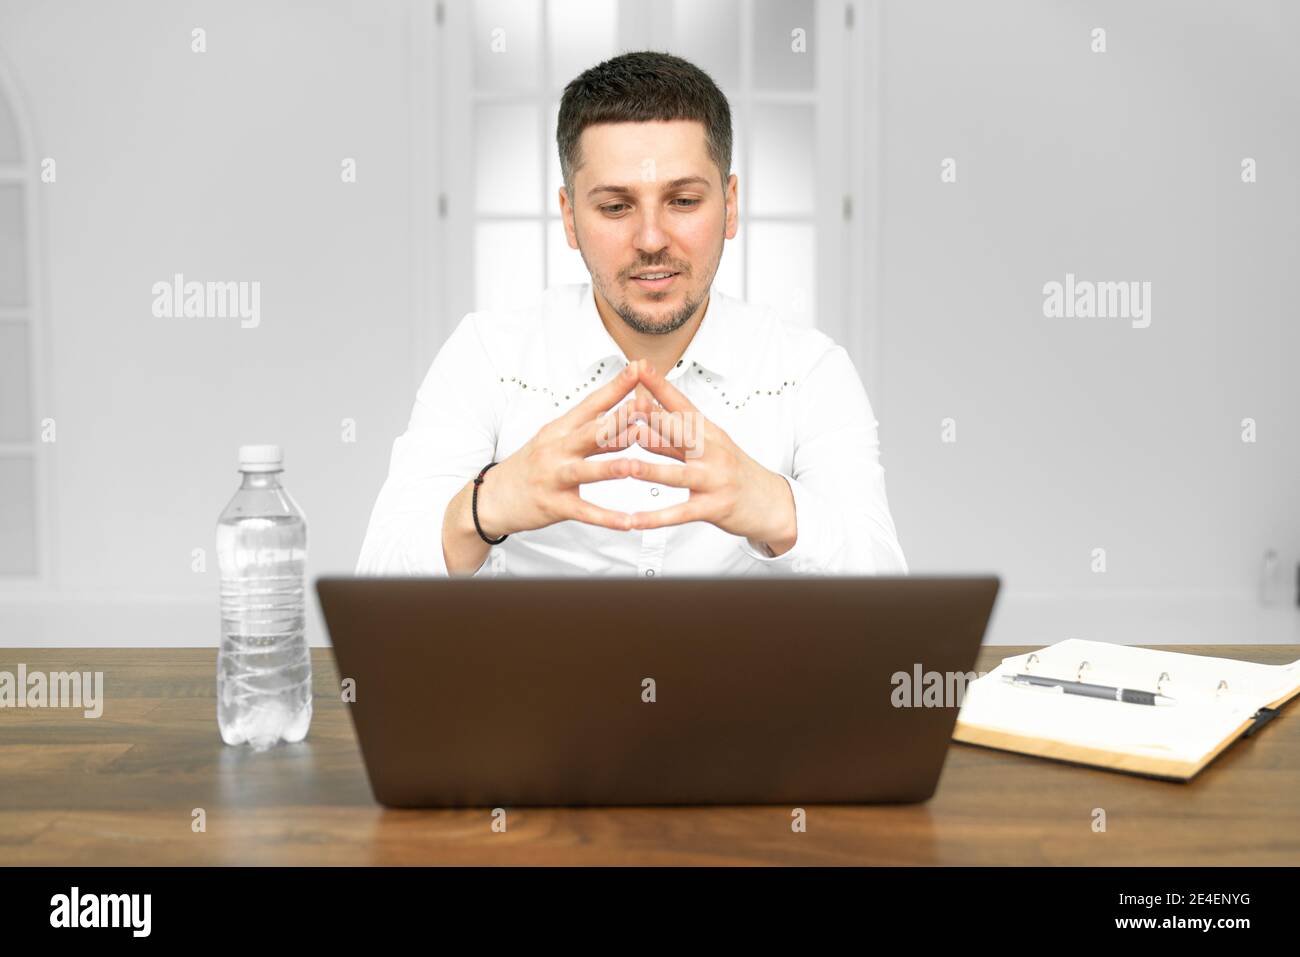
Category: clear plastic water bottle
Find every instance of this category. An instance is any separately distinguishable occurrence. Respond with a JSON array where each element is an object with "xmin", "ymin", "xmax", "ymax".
[{"xmin": 216, "ymin": 444, "xmax": 312, "ymax": 750}]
